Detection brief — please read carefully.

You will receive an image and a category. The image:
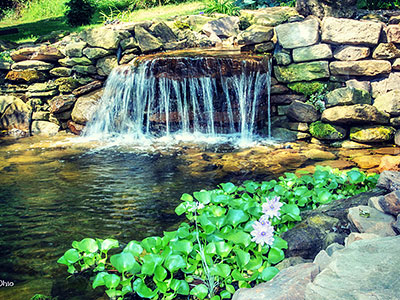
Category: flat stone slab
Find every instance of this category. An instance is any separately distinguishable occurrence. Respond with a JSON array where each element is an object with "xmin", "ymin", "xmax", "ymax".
[
  {"xmin": 347, "ymin": 205, "xmax": 396, "ymax": 236},
  {"xmin": 330, "ymin": 60, "xmax": 391, "ymax": 76},
  {"xmin": 321, "ymin": 104, "xmax": 389, "ymax": 125},
  {"xmin": 321, "ymin": 17, "xmax": 382, "ymax": 45},
  {"xmin": 305, "ymin": 236, "xmax": 400, "ymax": 300},
  {"xmin": 292, "ymin": 44, "xmax": 332, "ymax": 63},
  {"xmin": 275, "ymin": 18, "xmax": 319, "ymax": 49}
]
